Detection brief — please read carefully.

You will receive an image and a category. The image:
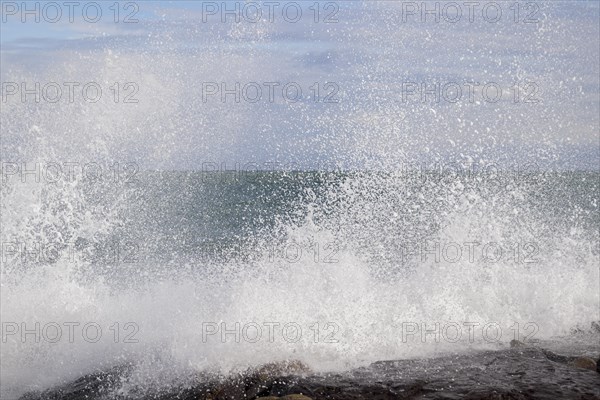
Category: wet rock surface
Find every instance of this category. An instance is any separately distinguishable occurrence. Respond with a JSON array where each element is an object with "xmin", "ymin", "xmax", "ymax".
[{"xmin": 21, "ymin": 347, "xmax": 600, "ymax": 400}]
